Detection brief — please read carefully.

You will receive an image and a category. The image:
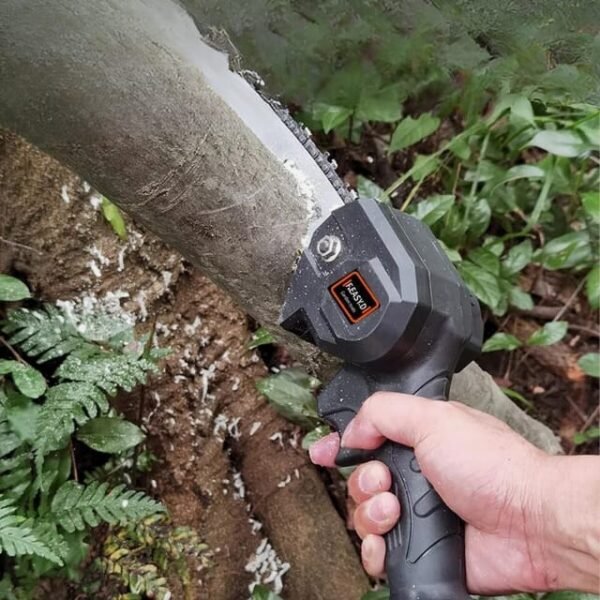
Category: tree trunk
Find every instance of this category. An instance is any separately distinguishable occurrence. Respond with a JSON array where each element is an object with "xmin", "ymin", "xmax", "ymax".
[{"xmin": 0, "ymin": 1, "xmax": 560, "ymax": 451}]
